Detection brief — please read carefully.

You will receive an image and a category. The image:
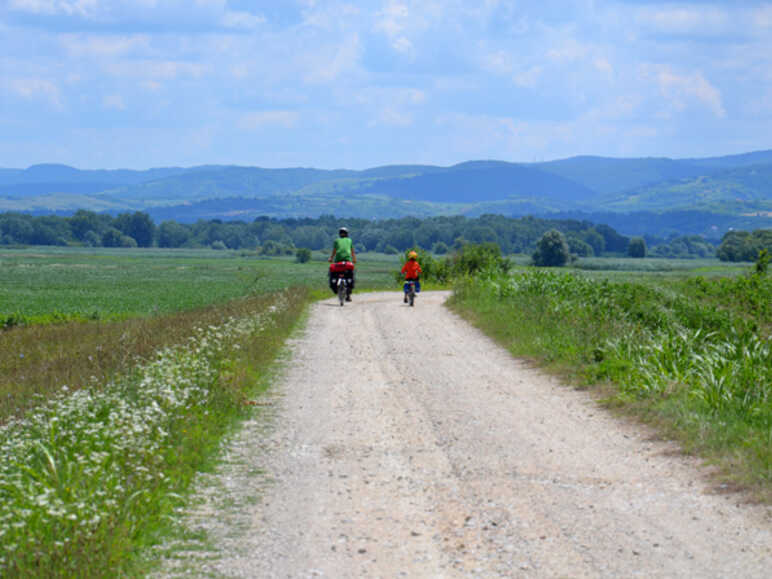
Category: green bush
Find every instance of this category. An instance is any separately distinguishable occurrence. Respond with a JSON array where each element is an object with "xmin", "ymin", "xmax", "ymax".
[
  {"xmin": 295, "ymin": 247, "xmax": 312, "ymax": 263},
  {"xmin": 449, "ymin": 242, "xmax": 511, "ymax": 276}
]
